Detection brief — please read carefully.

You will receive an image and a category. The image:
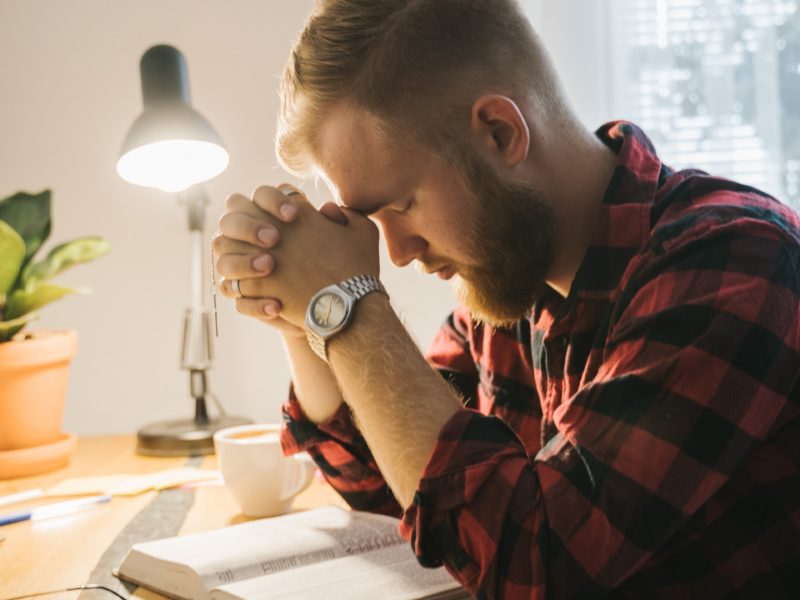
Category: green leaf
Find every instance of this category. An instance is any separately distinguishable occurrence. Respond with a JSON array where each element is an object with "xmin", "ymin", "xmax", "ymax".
[
  {"xmin": 0, "ymin": 311, "xmax": 38, "ymax": 343},
  {"xmin": 22, "ymin": 236, "xmax": 110, "ymax": 286},
  {"xmin": 0, "ymin": 190, "xmax": 51, "ymax": 263},
  {"xmin": 5, "ymin": 283, "xmax": 85, "ymax": 320},
  {"xmin": 0, "ymin": 220, "xmax": 25, "ymax": 296}
]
